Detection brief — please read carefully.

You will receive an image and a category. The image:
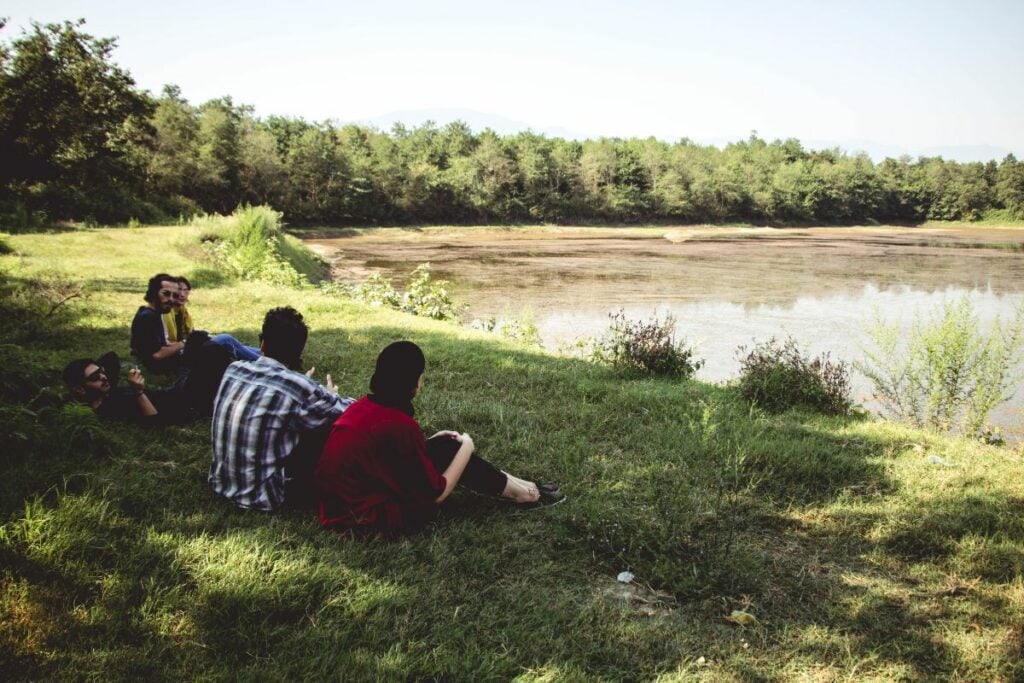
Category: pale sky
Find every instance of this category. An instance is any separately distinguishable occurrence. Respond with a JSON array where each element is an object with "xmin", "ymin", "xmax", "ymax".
[{"xmin": 5, "ymin": 1, "xmax": 1023, "ymax": 158}]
